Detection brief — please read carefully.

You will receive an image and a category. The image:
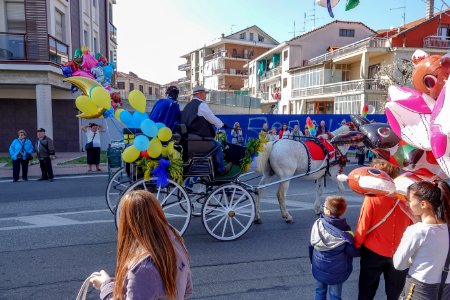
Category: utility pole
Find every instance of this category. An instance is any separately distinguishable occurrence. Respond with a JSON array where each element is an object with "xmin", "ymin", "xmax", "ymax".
[{"xmin": 230, "ymin": 24, "xmax": 236, "ymax": 35}]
